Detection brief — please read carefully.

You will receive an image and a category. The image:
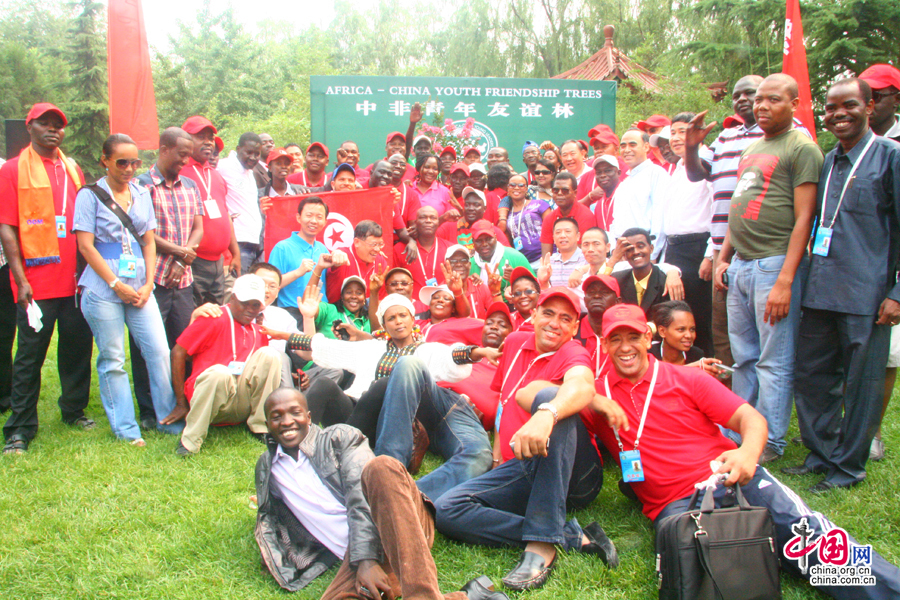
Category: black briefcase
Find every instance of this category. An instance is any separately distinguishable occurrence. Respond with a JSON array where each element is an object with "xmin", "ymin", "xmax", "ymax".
[{"xmin": 655, "ymin": 482, "xmax": 781, "ymax": 600}]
